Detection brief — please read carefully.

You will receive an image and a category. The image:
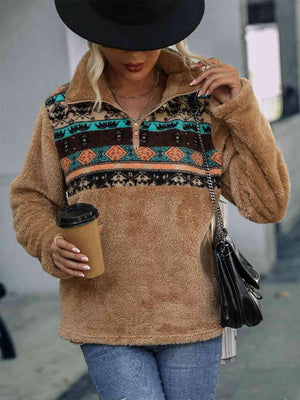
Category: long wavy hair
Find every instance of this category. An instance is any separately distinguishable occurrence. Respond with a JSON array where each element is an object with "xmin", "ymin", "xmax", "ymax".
[{"xmin": 86, "ymin": 39, "xmax": 215, "ymax": 113}]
